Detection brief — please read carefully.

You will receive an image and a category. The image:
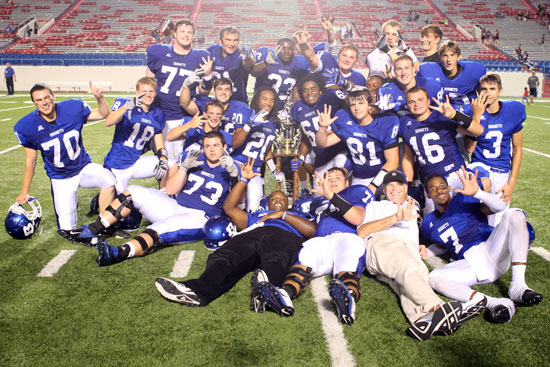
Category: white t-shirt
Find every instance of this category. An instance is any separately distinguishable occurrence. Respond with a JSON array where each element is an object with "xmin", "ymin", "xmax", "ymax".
[{"xmin": 362, "ymin": 199, "xmax": 419, "ymax": 246}]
